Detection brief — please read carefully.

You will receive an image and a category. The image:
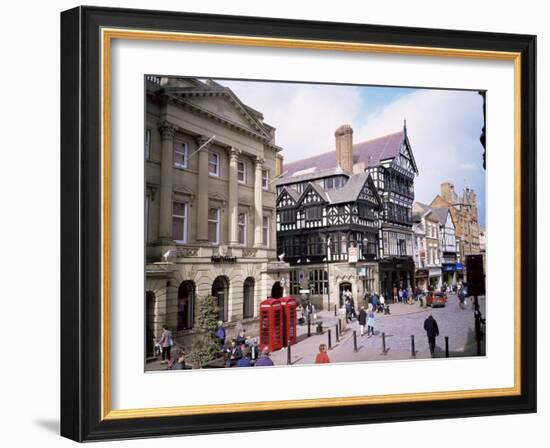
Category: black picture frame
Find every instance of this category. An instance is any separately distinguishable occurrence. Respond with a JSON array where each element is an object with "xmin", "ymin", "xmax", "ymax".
[{"xmin": 61, "ymin": 6, "xmax": 536, "ymax": 442}]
